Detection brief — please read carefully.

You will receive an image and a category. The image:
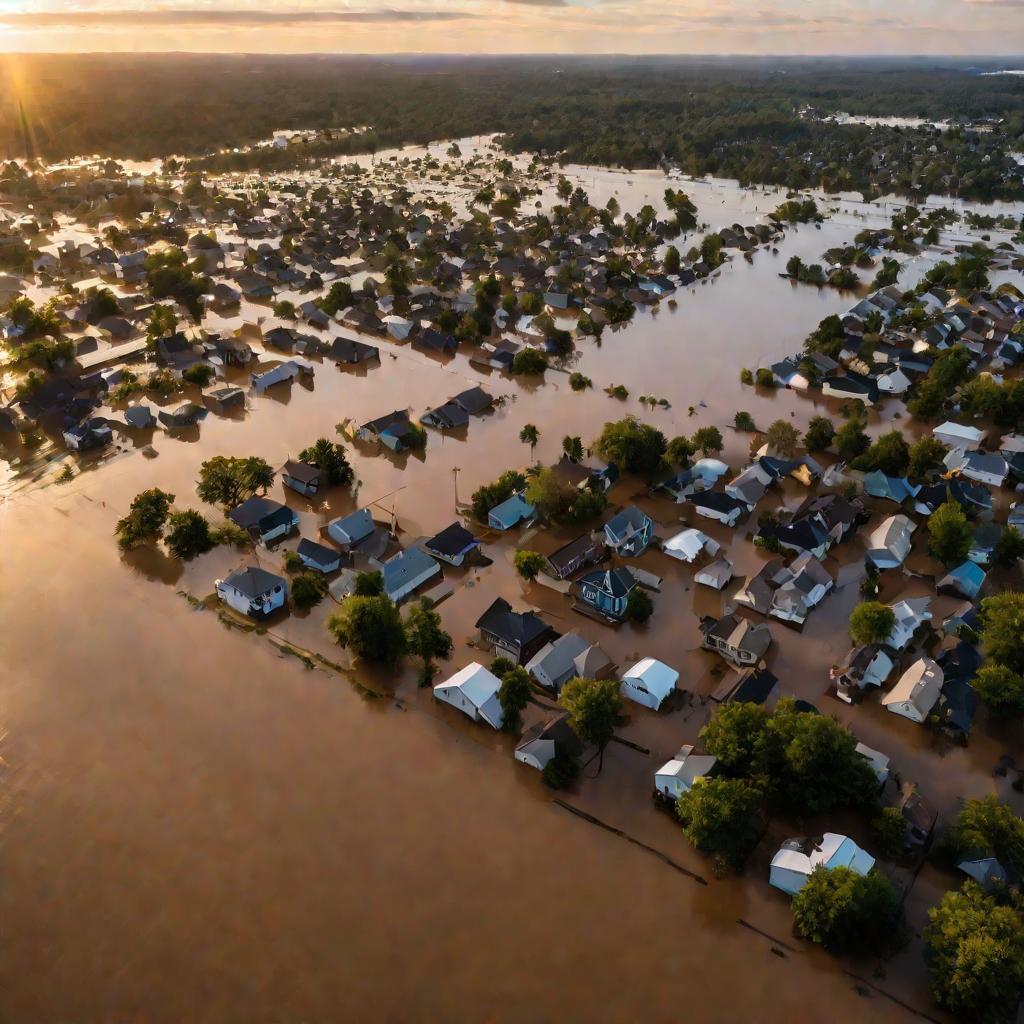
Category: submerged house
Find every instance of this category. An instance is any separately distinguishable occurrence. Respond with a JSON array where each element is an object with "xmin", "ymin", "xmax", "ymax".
[
  {"xmin": 770, "ymin": 834, "xmax": 875, "ymax": 896},
  {"xmin": 654, "ymin": 746, "xmax": 718, "ymax": 801},
  {"xmin": 356, "ymin": 410, "xmax": 417, "ymax": 452},
  {"xmin": 865, "ymin": 515, "xmax": 916, "ymax": 570},
  {"xmin": 377, "ymin": 547, "xmax": 440, "ymax": 603},
  {"xmin": 833, "ymin": 645, "xmax": 895, "ymax": 704},
  {"xmin": 575, "ymin": 567, "xmax": 637, "ymax": 621},
  {"xmin": 327, "ymin": 507, "xmax": 376, "ymax": 548},
  {"xmin": 882, "ymin": 657, "xmax": 943, "ymax": 723},
  {"xmin": 227, "ymin": 496, "xmax": 299, "ymax": 544},
  {"xmin": 282, "ymin": 458, "xmax": 322, "ymax": 497},
  {"xmin": 515, "ymin": 713, "xmax": 583, "ymax": 772},
  {"xmin": 433, "ymin": 663, "xmax": 504, "ymax": 730},
  {"xmin": 424, "ymin": 522, "xmax": 479, "ymax": 566},
  {"xmin": 544, "ymin": 533, "xmax": 605, "ymax": 580},
  {"xmin": 475, "ymin": 597, "xmax": 557, "ymax": 666},
  {"xmin": 215, "ymin": 566, "xmax": 287, "ymax": 618},
  {"xmin": 526, "ymin": 632, "xmax": 612, "ymax": 694},
  {"xmin": 621, "ymin": 658, "xmax": 678, "ymax": 711},
  {"xmin": 700, "ymin": 614, "xmax": 773, "ymax": 667},
  {"xmin": 487, "ymin": 493, "xmax": 535, "ymax": 531},
  {"xmin": 603, "ymin": 506, "xmax": 654, "ymax": 556},
  {"xmin": 296, "ymin": 537, "xmax": 342, "ymax": 574}
]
